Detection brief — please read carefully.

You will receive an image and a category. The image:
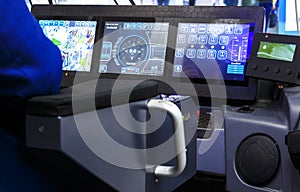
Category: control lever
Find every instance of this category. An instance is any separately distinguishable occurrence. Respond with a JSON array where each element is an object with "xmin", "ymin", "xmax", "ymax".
[
  {"xmin": 286, "ymin": 112, "xmax": 300, "ymax": 173},
  {"xmin": 147, "ymin": 99, "xmax": 186, "ymax": 177}
]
